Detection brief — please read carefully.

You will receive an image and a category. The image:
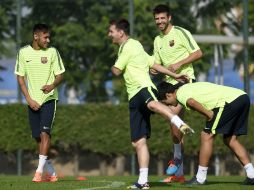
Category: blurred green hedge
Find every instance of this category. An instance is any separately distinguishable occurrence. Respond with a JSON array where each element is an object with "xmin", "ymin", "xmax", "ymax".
[{"xmin": 0, "ymin": 104, "xmax": 253, "ymax": 155}]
